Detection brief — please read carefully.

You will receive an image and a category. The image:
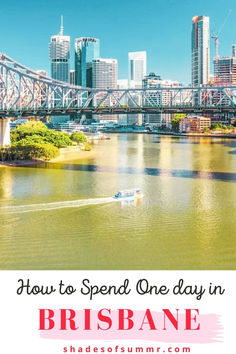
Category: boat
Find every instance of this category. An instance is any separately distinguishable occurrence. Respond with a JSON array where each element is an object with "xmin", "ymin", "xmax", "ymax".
[
  {"xmin": 113, "ymin": 189, "xmax": 143, "ymax": 200},
  {"xmin": 86, "ymin": 132, "xmax": 111, "ymax": 141}
]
